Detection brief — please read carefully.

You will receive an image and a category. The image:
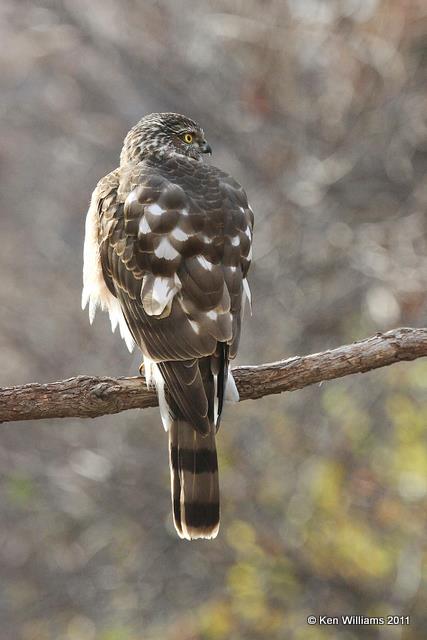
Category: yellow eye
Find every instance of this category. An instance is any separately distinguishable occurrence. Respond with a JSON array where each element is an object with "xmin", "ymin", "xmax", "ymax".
[{"xmin": 183, "ymin": 133, "xmax": 193, "ymax": 144}]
